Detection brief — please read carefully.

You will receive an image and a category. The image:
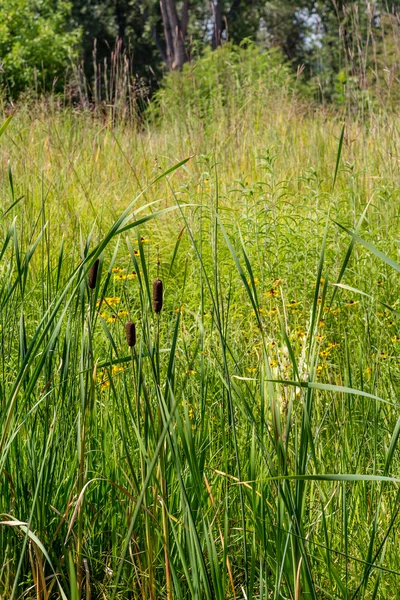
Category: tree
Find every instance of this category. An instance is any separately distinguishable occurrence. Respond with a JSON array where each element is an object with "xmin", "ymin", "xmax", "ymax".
[
  {"xmin": 159, "ymin": 0, "xmax": 190, "ymax": 69},
  {"xmin": 0, "ymin": 0, "xmax": 81, "ymax": 97}
]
